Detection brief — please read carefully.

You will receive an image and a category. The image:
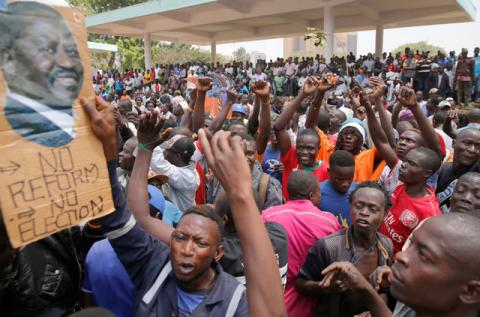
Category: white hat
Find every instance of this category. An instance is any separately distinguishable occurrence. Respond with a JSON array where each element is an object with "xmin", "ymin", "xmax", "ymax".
[{"xmin": 438, "ymin": 100, "xmax": 451, "ymax": 109}]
